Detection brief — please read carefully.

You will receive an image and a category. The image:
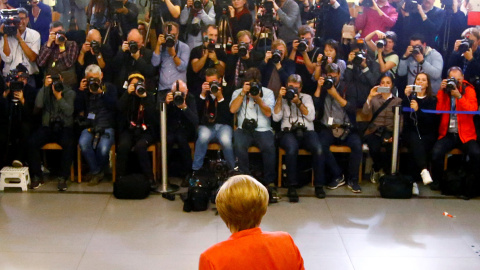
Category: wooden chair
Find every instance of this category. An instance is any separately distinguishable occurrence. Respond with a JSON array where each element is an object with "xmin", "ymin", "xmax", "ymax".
[
  {"xmin": 77, "ymin": 144, "xmax": 116, "ymax": 183},
  {"xmin": 41, "ymin": 143, "xmax": 75, "ymax": 182},
  {"xmin": 444, "ymin": 148, "xmax": 463, "ymax": 171}
]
